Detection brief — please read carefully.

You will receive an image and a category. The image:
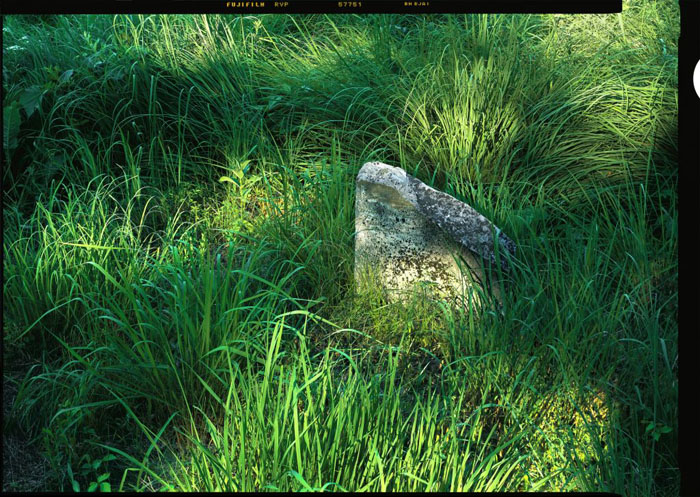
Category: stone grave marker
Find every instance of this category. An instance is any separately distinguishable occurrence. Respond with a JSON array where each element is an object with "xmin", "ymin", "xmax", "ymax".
[{"xmin": 354, "ymin": 161, "xmax": 515, "ymax": 307}]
